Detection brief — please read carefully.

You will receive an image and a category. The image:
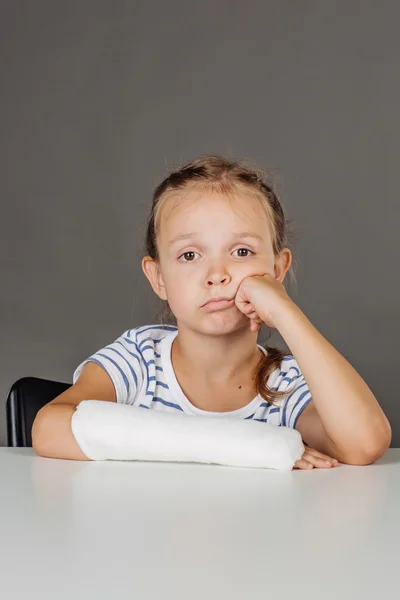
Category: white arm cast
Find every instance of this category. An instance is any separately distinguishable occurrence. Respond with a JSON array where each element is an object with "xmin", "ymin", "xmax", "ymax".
[{"xmin": 71, "ymin": 400, "xmax": 305, "ymax": 471}]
